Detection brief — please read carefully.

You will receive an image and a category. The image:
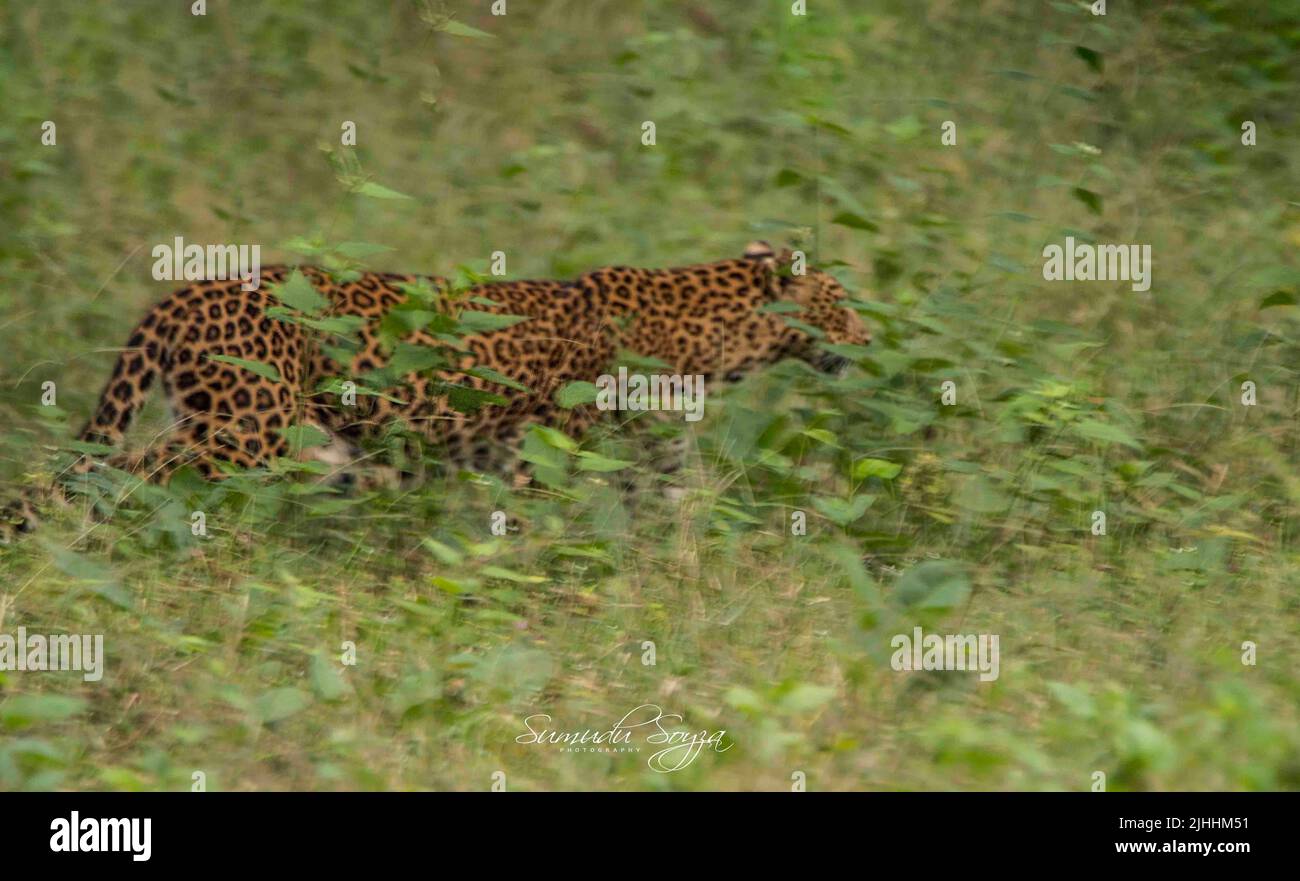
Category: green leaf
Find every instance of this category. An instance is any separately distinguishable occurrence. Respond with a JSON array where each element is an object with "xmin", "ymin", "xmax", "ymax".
[
  {"xmin": 481, "ymin": 566, "xmax": 547, "ymax": 584},
  {"xmin": 315, "ymin": 376, "xmax": 405, "ymax": 404},
  {"xmin": 802, "ymin": 428, "xmax": 839, "ymax": 447},
  {"xmin": 382, "ymin": 306, "xmax": 438, "ymax": 334},
  {"xmin": 1259, "ymin": 289, "xmax": 1296, "ymax": 309},
  {"xmin": 280, "ymin": 235, "xmax": 325, "ymax": 257},
  {"xmin": 955, "ymin": 475, "xmax": 1011, "ymax": 514},
  {"xmin": 819, "ymin": 342, "xmax": 873, "ymax": 361},
  {"xmin": 309, "ymin": 653, "xmax": 348, "ymax": 702},
  {"xmin": 386, "ymin": 672, "xmax": 443, "ymax": 718},
  {"xmin": 576, "ymin": 451, "xmax": 634, "ymax": 472},
  {"xmin": 853, "ymin": 458, "xmax": 902, "ymax": 481},
  {"xmin": 63, "ymin": 440, "xmax": 117, "ymax": 457},
  {"xmin": 758, "ymin": 300, "xmax": 803, "ymax": 314},
  {"xmin": 1073, "ymin": 418, "xmax": 1141, "ymax": 449},
  {"xmin": 387, "ymin": 342, "xmax": 444, "ymax": 376},
  {"xmin": 253, "ymin": 688, "xmax": 312, "ymax": 723},
  {"xmin": 530, "ymin": 425, "xmax": 577, "ymax": 452},
  {"xmin": 271, "ymin": 270, "xmax": 329, "ymax": 315},
  {"xmin": 206, "ymin": 354, "xmax": 281, "ymax": 382},
  {"xmin": 724, "ymin": 687, "xmax": 765, "ymax": 714},
  {"xmin": 11, "ymin": 737, "xmax": 68, "ymax": 766},
  {"xmin": 469, "ymin": 645, "xmax": 554, "ymax": 700},
  {"xmin": 465, "ymin": 365, "xmax": 530, "ymax": 393},
  {"xmin": 269, "ymin": 309, "xmax": 367, "ymax": 339},
  {"xmin": 455, "ymin": 310, "xmax": 532, "ymax": 334},
  {"xmin": 555, "ymin": 380, "xmax": 599, "ymax": 408},
  {"xmin": 354, "ymin": 181, "xmax": 414, "ymax": 201},
  {"xmin": 782, "ymin": 317, "xmax": 825, "ymax": 338},
  {"xmin": 830, "ymin": 543, "xmax": 884, "ymax": 616},
  {"xmin": 831, "ymin": 211, "xmax": 879, "ymax": 232},
  {"xmin": 1047, "ymin": 682, "xmax": 1097, "ymax": 719},
  {"xmin": 1, "ymin": 695, "xmax": 88, "ymax": 729},
  {"xmin": 615, "ymin": 350, "xmax": 673, "ymax": 371},
  {"xmin": 813, "ymin": 494, "xmax": 875, "ymax": 526},
  {"xmin": 99, "ymin": 767, "xmax": 149, "ymax": 791},
  {"xmin": 894, "ymin": 561, "xmax": 970, "ymax": 613},
  {"xmin": 1072, "ymin": 187, "xmax": 1103, "ymax": 215},
  {"xmin": 778, "ymin": 684, "xmax": 836, "ymax": 713},
  {"xmin": 421, "ymin": 538, "xmax": 465, "ymax": 565},
  {"xmin": 884, "ymin": 114, "xmax": 923, "ymax": 141},
  {"xmin": 44, "ymin": 545, "xmax": 129, "ymax": 608},
  {"xmin": 276, "ymin": 424, "xmax": 333, "ymax": 452},
  {"xmin": 519, "ymin": 429, "xmax": 568, "ymax": 487},
  {"xmin": 441, "ymin": 20, "xmax": 495, "ymax": 39},
  {"xmin": 1074, "ymin": 45, "xmax": 1103, "ymax": 73},
  {"xmin": 397, "ymin": 279, "xmax": 444, "ymax": 306},
  {"xmin": 446, "ymin": 384, "xmax": 507, "ymax": 413}
]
